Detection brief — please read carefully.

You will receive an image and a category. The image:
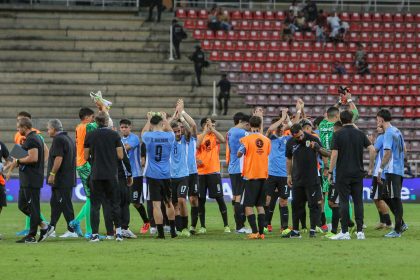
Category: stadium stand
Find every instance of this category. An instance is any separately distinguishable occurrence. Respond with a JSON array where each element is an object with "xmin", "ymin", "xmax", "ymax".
[{"xmin": 176, "ymin": 9, "xmax": 420, "ymax": 167}]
